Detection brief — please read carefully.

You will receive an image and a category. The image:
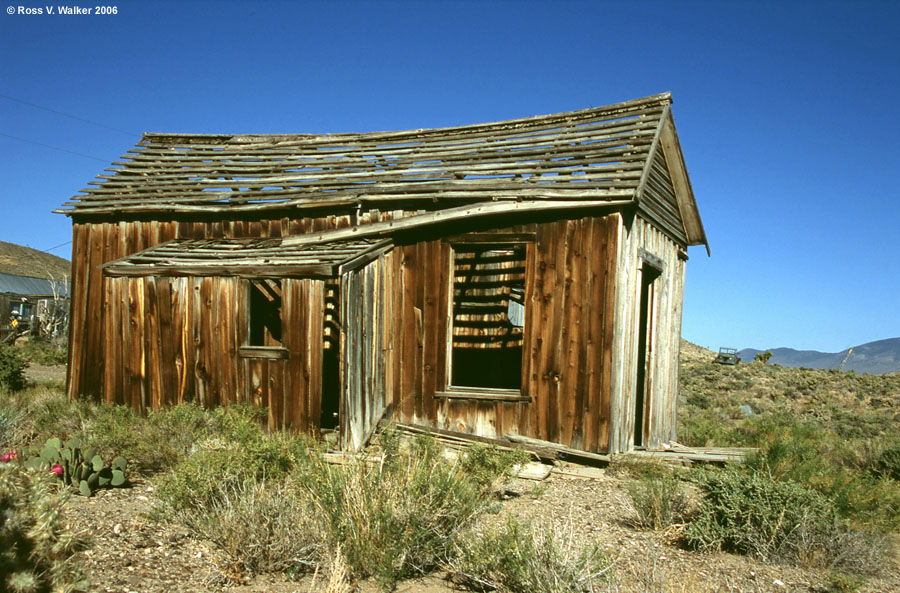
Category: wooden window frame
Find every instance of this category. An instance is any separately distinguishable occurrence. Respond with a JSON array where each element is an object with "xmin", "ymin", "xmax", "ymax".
[
  {"xmin": 436, "ymin": 237, "xmax": 532, "ymax": 403},
  {"xmin": 239, "ymin": 278, "xmax": 289, "ymax": 359}
]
